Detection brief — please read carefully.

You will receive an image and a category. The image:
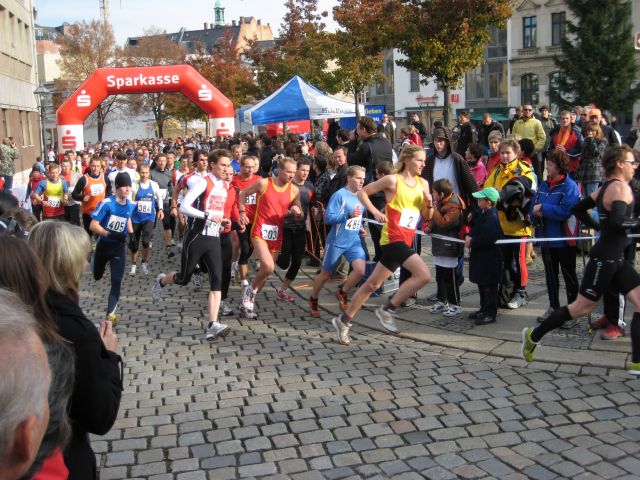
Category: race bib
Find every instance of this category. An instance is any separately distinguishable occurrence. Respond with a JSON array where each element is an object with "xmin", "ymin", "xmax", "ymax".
[
  {"xmin": 345, "ymin": 217, "xmax": 361, "ymax": 231},
  {"xmin": 203, "ymin": 223, "xmax": 220, "ymax": 237},
  {"xmin": 90, "ymin": 184, "xmax": 104, "ymax": 196},
  {"xmin": 137, "ymin": 200, "xmax": 153, "ymax": 214},
  {"xmin": 47, "ymin": 196, "xmax": 61, "ymax": 208},
  {"xmin": 107, "ymin": 215, "xmax": 127, "ymax": 233},
  {"xmin": 398, "ymin": 208, "xmax": 419, "ymax": 229},
  {"xmin": 158, "ymin": 189, "xmax": 168, "ymax": 203},
  {"xmin": 246, "ymin": 193, "xmax": 257, "ymax": 205},
  {"xmin": 261, "ymin": 224, "xmax": 279, "ymax": 241}
]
